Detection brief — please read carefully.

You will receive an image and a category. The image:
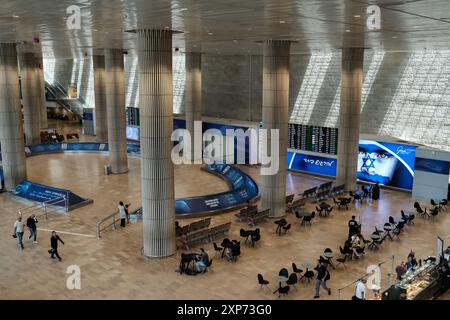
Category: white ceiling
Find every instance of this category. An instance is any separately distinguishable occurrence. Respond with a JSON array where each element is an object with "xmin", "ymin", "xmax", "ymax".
[{"xmin": 1, "ymin": 0, "xmax": 450, "ymax": 58}]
